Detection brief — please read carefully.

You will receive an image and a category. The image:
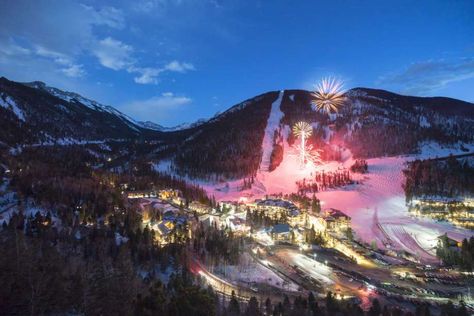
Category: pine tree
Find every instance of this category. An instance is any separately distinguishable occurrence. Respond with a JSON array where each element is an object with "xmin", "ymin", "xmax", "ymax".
[
  {"xmin": 228, "ymin": 291, "xmax": 240, "ymax": 316},
  {"xmin": 246, "ymin": 296, "xmax": 259, "ymax": 316}
]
